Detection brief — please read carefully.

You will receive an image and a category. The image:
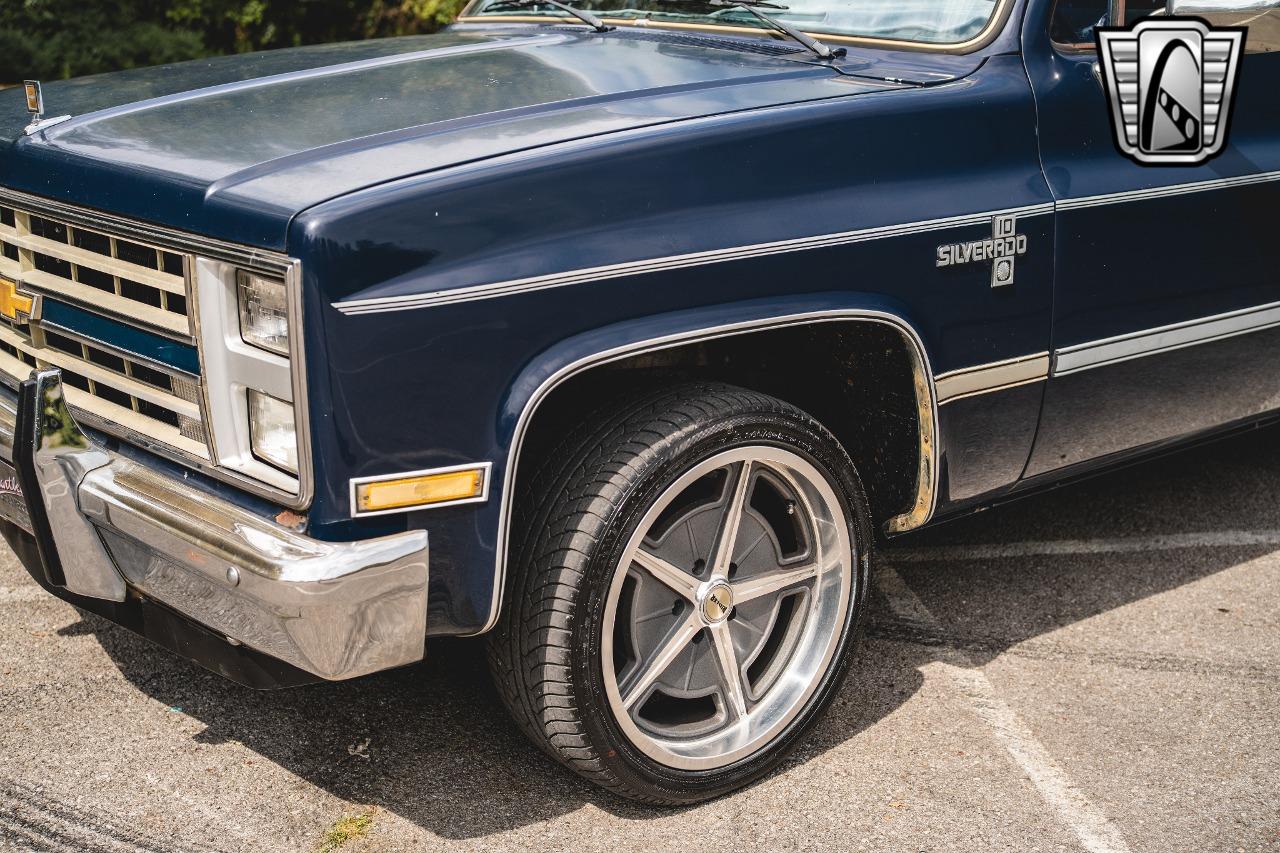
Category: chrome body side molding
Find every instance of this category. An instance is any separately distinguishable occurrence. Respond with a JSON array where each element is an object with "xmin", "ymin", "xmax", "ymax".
[
  {"xmin": 330, "ymin": 172, "xmax": 1280, "ymax": 317},
  {"xmin": 1053, "ymin": 300, "xmax": 1280, "ymax": 376},
  {"xmin": 333, "ymin": 203, "xmax": 1056, "ymax": 315},
  {"xmin": 479, "ymin": 309, "xmax": 940, "ymax": 633},
  {"xmin": 935, "ymin": 352, "xmax": 1050, "ymax": 404},
  {"xmin": 1056, "ymin": 170, "xmax": 1280, "ymax": 211}
]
